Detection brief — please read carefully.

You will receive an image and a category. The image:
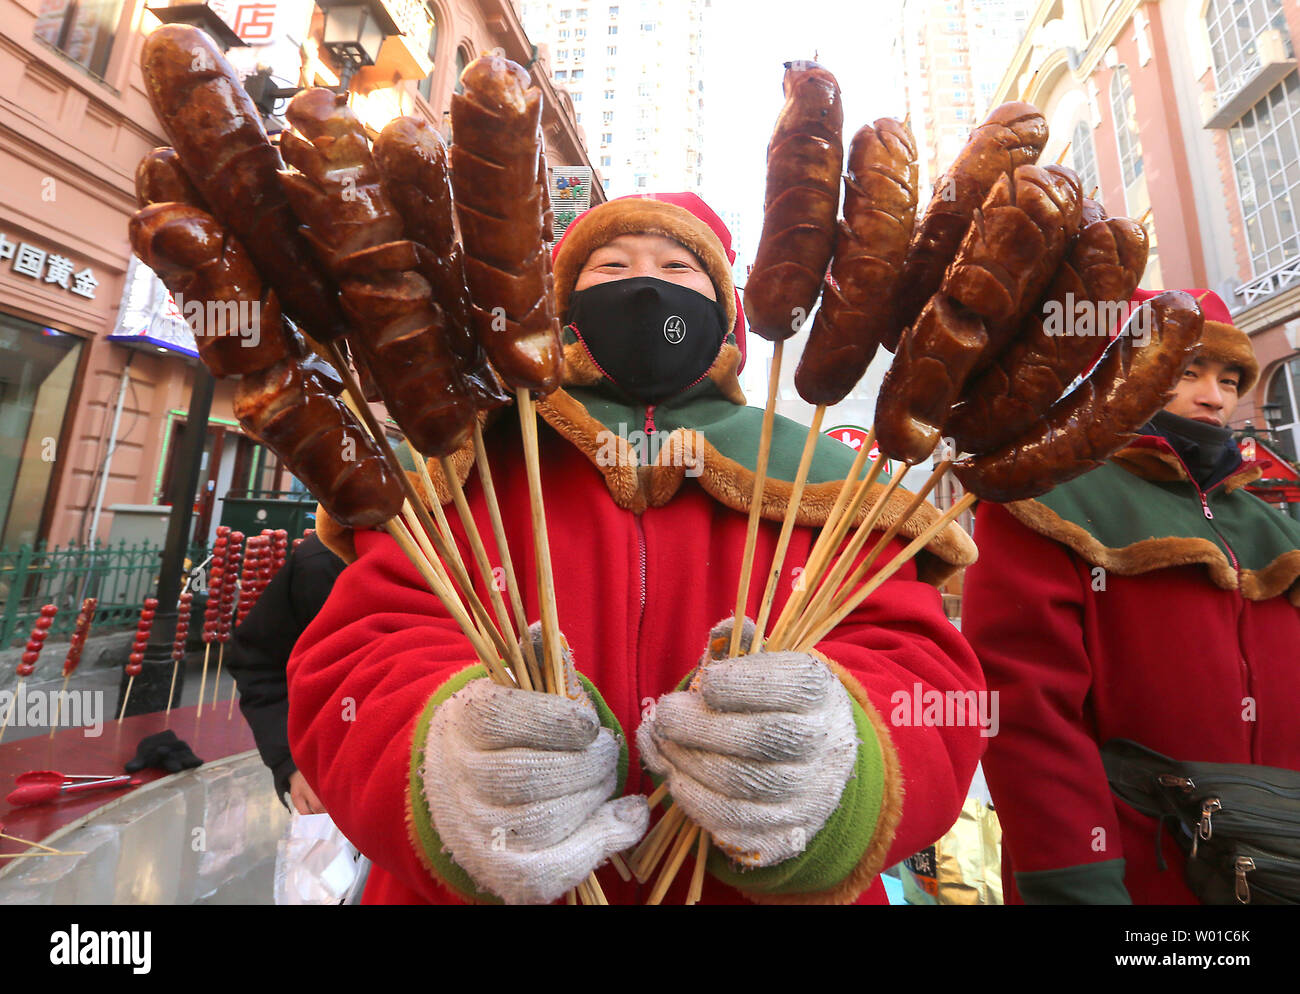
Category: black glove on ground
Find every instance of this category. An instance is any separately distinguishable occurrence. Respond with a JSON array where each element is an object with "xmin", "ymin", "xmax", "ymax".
[{"xmin": 125, "ymin": 730, "xmax": 204, "ymax": 773}]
